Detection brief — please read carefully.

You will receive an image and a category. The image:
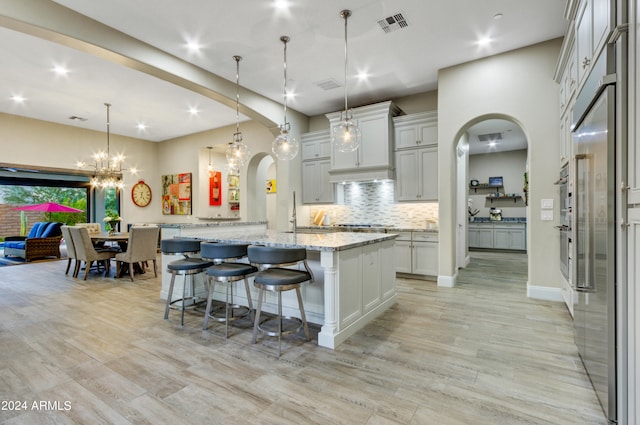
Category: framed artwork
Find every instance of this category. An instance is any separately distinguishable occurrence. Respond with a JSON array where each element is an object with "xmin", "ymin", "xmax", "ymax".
[
  {"xmin": 209, "ymin": 171, "xmax": 222, "ymax": 206},
  {"xmin": 266, "ymin": 179, "xmax": 276, "ymax": 193},
  {"xmin": 161, "ymin": 172, "xmax": 192, "ymax": 215}
]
